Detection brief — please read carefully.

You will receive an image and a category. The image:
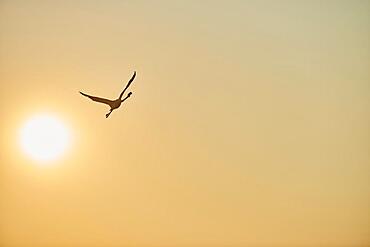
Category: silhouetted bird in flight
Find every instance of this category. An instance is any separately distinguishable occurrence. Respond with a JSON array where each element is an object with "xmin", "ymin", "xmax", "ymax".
[{"xmin": 80, "ymin": 71, "xmax": 136, "ymax": 118}]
